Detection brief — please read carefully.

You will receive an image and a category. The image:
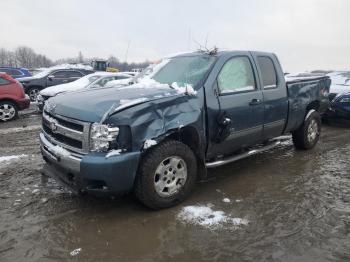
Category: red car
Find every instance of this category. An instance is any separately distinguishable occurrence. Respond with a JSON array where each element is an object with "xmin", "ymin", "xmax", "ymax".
[{"xmin": 0, "ymin": 72, "xmax": 30, "ymax": 121}]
